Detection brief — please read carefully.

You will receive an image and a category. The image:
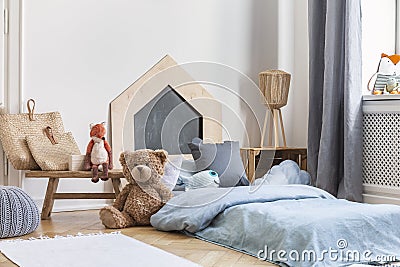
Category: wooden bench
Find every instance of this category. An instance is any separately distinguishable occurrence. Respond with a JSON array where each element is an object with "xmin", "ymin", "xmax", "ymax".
[{"xmin": 25, "ymin": 170, "xmax": 124, "ymax": 220}]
